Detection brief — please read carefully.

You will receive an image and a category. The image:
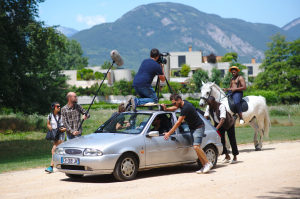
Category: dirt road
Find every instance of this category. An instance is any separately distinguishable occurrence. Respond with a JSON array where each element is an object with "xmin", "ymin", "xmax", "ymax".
[{"xmin": 1, "ymin": 141, "xmax": 300, "ymax": 199}]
